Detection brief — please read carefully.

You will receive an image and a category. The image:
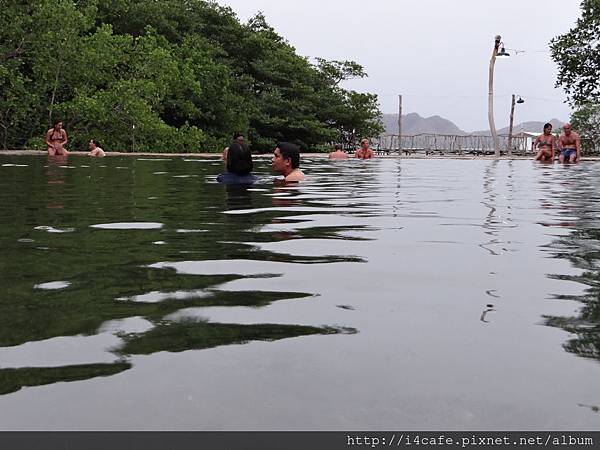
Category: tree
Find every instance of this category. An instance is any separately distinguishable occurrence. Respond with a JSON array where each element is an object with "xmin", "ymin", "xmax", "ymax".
[
  {"xmin": 1, "ymin": 0, "xmax": 383, "ymax": 152},
  {"xmin": 550, "ymin": 0, "xmax": 600, "ymax": 152},
  {"xmin": 550, "ymin": 0, "xmax": 600, "ymax": 105},
  {"xmin": 571, "ymin": 102, "xmax": 600, "ymax": 152}
]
